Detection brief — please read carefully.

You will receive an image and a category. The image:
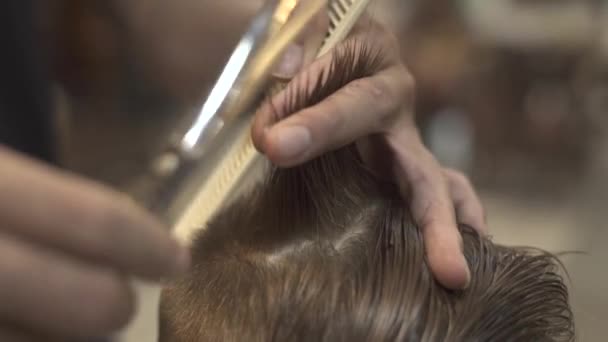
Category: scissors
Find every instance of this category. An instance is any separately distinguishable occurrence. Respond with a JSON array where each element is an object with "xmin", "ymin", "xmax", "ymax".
[{"xmin": 147, "ymin": 0, "xmax": 328, "ymax": 227}]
